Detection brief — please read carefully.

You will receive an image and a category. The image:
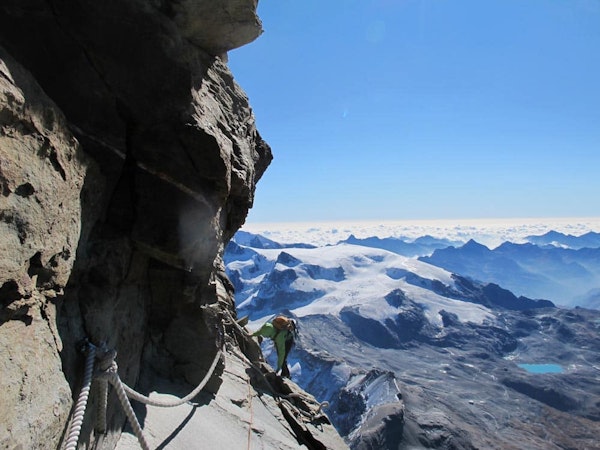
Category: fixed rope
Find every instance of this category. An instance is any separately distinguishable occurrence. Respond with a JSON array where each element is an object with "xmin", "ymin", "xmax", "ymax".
[
  {"xmin": 64, "ymin": 342, "xmax": 96, "ymax": 450},
  {"xmin": 246, "ymin": 376, "xmax": 254, "ymax": 450},
  {"xmin": 121, "ymin": 349, "xmax": 222, "ymax": 408},
  {"xmin": 108, "ymin": 369, "xmax": 150, "ymax": 450},
  {"xmin": 63, "ymin": 341, "xmax": 222, "ymax": 450}
]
